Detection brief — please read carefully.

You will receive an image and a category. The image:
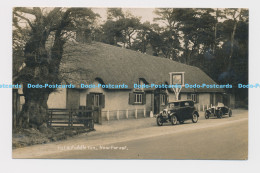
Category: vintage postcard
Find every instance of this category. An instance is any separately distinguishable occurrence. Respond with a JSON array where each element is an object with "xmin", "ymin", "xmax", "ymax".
[{"xmin": 11, "ymin": 7, "xmax": 248, "ymax": 160}]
